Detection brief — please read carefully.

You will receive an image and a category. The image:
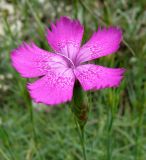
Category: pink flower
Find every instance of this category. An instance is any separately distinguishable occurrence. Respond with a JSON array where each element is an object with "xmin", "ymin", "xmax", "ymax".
[{"xmin": 11, "ymin": 17, "xmax": 125, "ymax": 105}]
